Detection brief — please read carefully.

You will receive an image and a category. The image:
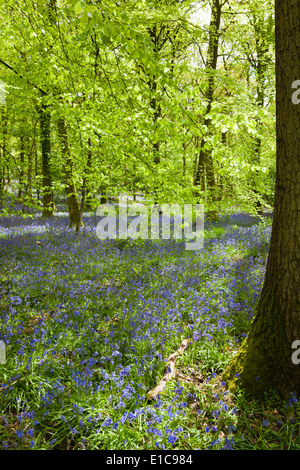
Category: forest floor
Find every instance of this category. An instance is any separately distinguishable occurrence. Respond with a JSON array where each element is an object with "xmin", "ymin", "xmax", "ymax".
[{"xmin": 0, "ymin": 208, "xmax": 300, "ymax": 450}]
